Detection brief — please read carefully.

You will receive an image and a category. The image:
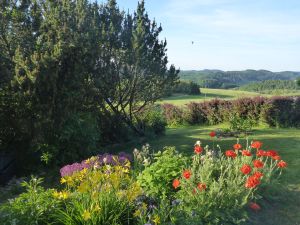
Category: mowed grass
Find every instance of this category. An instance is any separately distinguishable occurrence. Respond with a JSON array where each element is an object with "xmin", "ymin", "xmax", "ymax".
[
  {"xmin": 159, "ymin": 88, "xmax": 300, "ymax": 105},
  {"xmin": 112, "ymin": 124, "xmax": 300, "ymax": 225},
  {"xmin": 159, "ymin": 88, "xmax": 270, "ymax": 105}
]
